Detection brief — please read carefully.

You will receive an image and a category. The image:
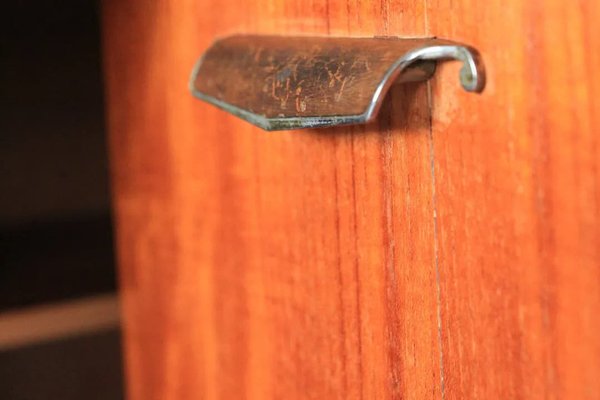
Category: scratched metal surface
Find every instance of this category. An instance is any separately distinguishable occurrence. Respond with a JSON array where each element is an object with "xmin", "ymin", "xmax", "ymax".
[{"xmin": 191, "ymin": 36, "xmax": 435, "ymax": 120}]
